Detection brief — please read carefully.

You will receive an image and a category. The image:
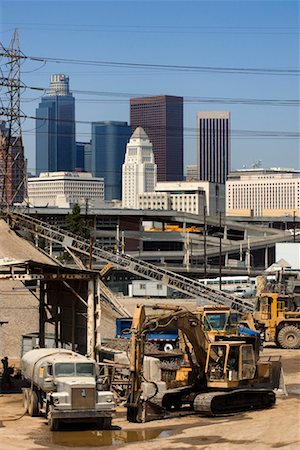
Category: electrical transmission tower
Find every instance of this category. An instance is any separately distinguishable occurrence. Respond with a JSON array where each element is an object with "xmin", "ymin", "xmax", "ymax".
[{"xmin": 0, "ymin": 29, "xmax": 27, "ymax": 207}]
